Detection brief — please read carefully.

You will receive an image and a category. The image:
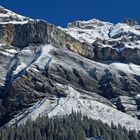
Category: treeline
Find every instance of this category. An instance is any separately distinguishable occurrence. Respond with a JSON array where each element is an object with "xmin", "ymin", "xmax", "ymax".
[{"xmin": 0, "ymin": 112, "xmax": 140, "ymax": 140}]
